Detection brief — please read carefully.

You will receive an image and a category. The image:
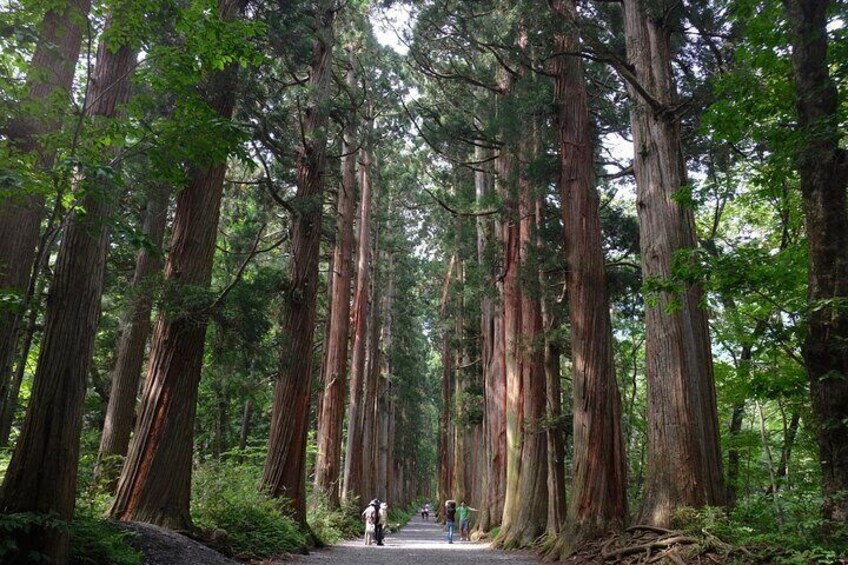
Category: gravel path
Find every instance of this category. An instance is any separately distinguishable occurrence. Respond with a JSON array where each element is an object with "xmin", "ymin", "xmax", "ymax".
[{"xmin": 289, "ymin": 516, "xmax": 542, "ymax": 565}]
